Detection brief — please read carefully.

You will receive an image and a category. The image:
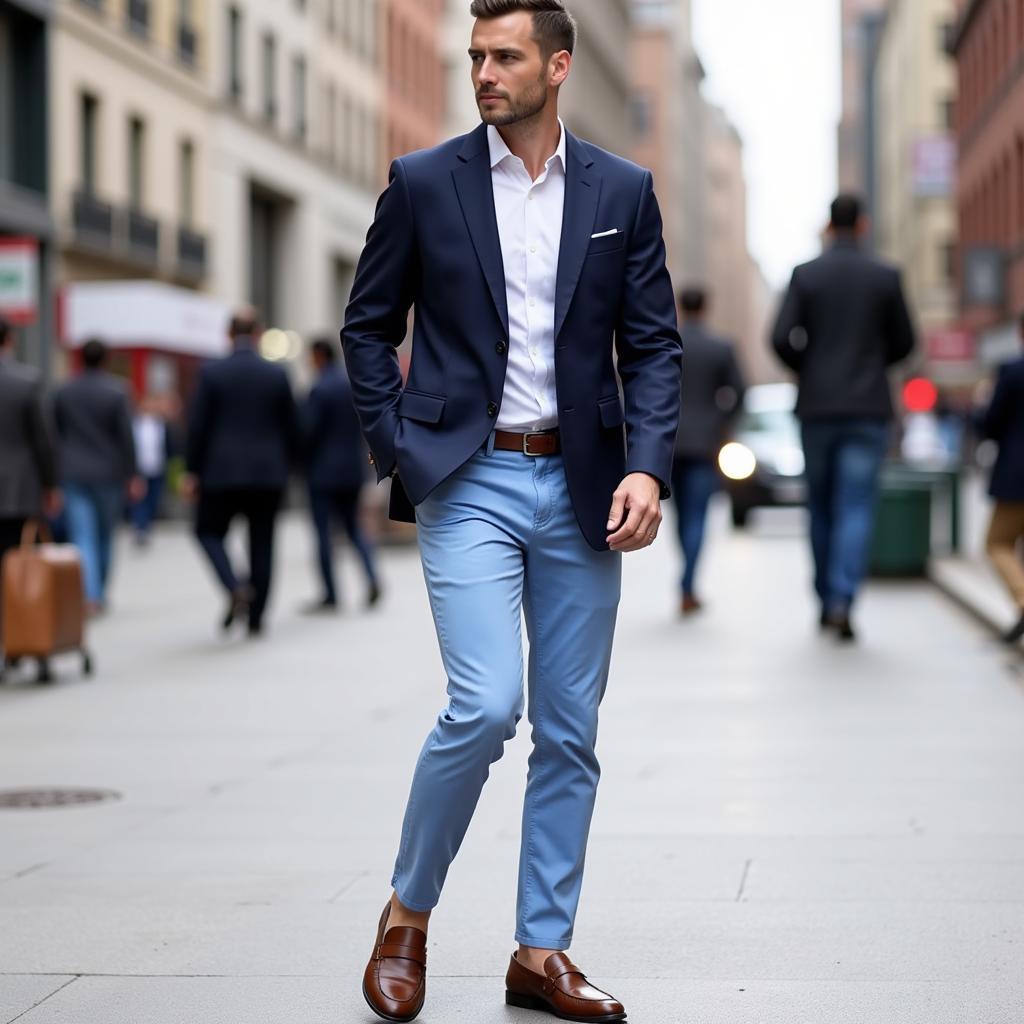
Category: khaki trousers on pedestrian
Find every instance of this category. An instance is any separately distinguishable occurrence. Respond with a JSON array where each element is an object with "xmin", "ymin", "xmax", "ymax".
[{"xmin": 986, "ymin": 503, "xmax": 1024, "ymax": 608}]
